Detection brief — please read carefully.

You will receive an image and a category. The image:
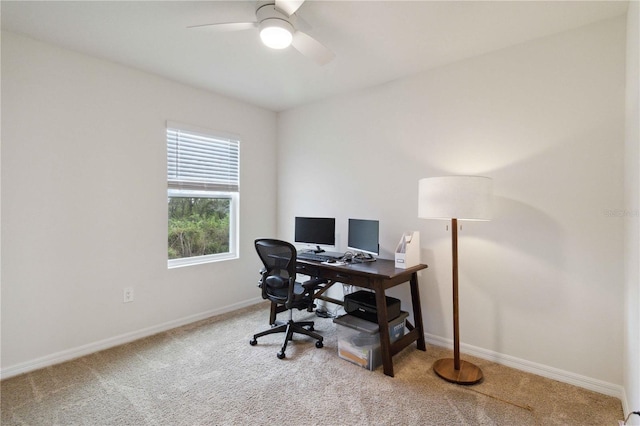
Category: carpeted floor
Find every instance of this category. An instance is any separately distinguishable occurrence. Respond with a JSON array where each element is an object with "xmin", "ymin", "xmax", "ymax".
[{"xmin": 1, "ymin": 302, "xmax": 624, "ymax": 425}]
